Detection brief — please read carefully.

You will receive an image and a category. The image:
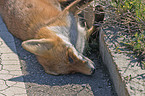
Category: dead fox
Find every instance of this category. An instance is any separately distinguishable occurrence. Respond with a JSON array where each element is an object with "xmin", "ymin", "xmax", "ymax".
[{"xmin": 0, "ymin": 0, "xmax": 97, "ymax": 75}]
